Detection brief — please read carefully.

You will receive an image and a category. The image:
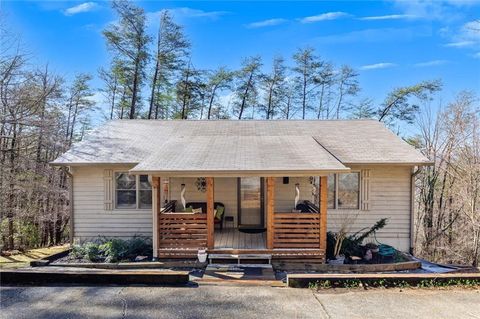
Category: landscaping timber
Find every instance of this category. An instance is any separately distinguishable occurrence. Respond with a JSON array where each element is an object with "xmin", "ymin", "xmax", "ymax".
[
  {"xmin": 47, "ymin": 260, "xmax": 206, "ymax": 269},
  {"xmin": 287, "ymin": 272, "xmax": 480, "ymax": 288},
  {"xmin": 274, "ymin": 260, "xmax": 421, "ymax": 272},
  {"xmin": 0, "ymin": 269, "xmax": 190, "ymax": 286}
]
